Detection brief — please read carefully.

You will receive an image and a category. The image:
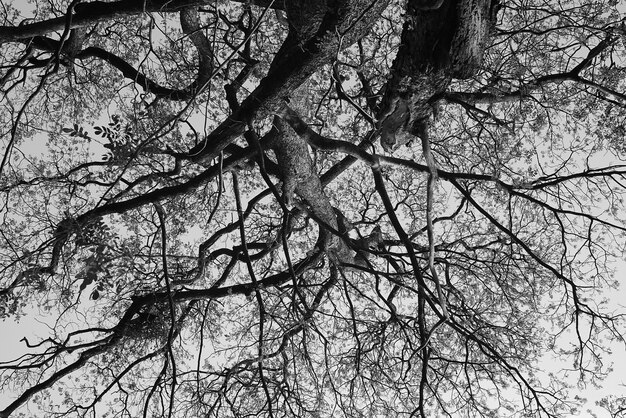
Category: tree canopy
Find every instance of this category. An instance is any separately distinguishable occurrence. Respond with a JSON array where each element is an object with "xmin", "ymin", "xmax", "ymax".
[{"xmin": 1, "ymin": 0, "xmax": 626, "ymax": 416}]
